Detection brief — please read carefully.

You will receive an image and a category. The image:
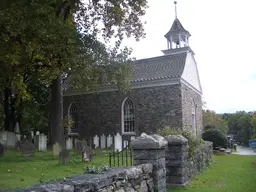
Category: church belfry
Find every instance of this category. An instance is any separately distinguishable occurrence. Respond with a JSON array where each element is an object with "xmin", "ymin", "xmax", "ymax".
[{"xmin": 162, "ymin": 1, "xmax": 192, "ymax": 55}]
